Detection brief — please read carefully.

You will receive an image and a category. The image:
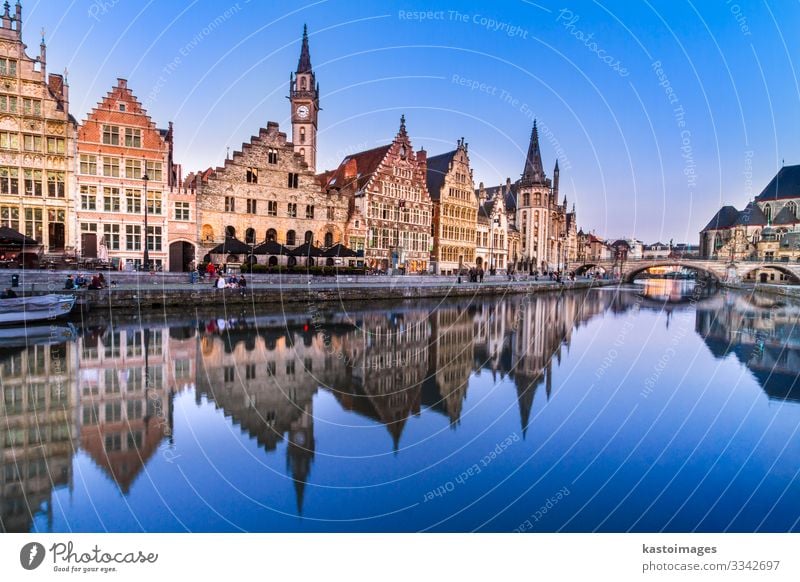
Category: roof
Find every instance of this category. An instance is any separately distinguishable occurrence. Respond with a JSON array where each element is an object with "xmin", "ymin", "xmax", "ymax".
[
  {"xmin": 734, "ymin": 202, "xmax": 768, "ymax": 226},
  {"xmin": 755, "ymin": 164, "xmax": 800, "ymax": 202},
  {"xmin": 322, "ymin": 145, "xmax": 392, "ymax": 192},
  {"xmin": 425, "ymin": 150, "xmax": 456, "ymax": 201},
  {"xmin": 771, "ymin": 204, "xmax": 797, "ymax": 225},
  {"xmin": 478, "ymin": 182, "xmax": 518, "ymax": 212},
  {"xmin": 701, "ymin": 205, "xmax": 739, "ymax": 231},
  {"xmin": 610, "ymin": 239, "xmax": 630, "ymax": 248}
]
